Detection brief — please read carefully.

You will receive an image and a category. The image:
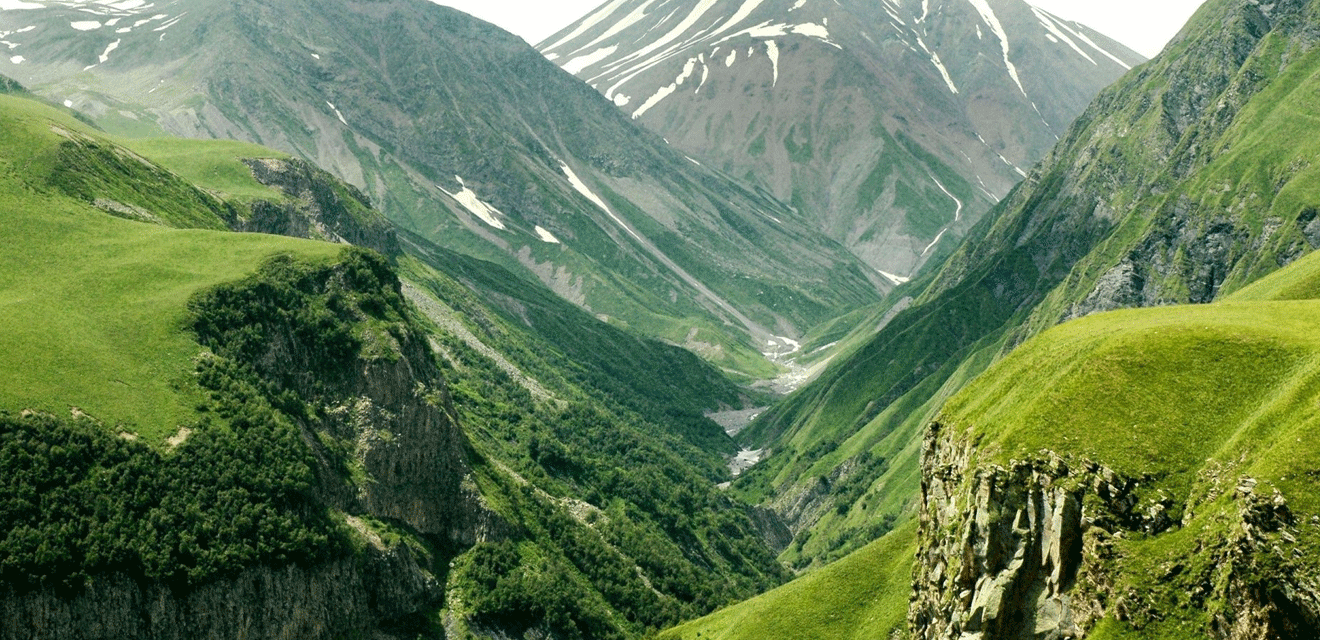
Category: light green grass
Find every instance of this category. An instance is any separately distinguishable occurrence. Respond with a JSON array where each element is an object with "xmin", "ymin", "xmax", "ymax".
[
  {"xmin": 658, "ymin": 520, "xmax": 915, "ymax": 640},
  {"xmin": 0, "ymin": 92, "xmax": 339, "ymax": 443},
  {"xmin": 119, "ymin": 137, "xmax": 290, "ymax": 202},
  {"xmin": 935, "ymin": 253, "xmax": 1320, "ymax": 635}
]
